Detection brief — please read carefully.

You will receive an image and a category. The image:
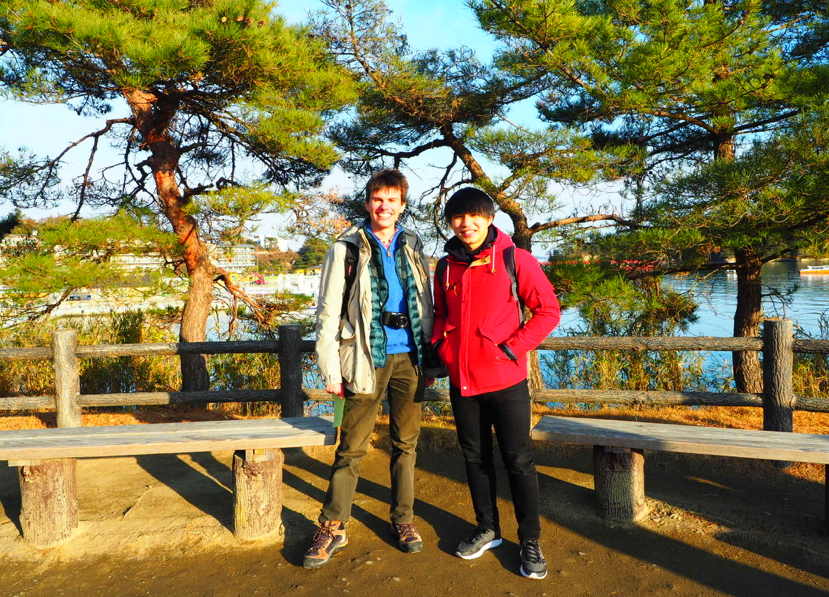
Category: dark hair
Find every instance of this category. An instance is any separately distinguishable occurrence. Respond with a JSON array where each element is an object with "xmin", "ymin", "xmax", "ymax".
[
  {"xmin": 364, "ymin": 169, "xmax": 409, "ymax": 204},
  {"xmin": 444, "ymin": 187, "xmax": 495, "ymax": 221}
]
